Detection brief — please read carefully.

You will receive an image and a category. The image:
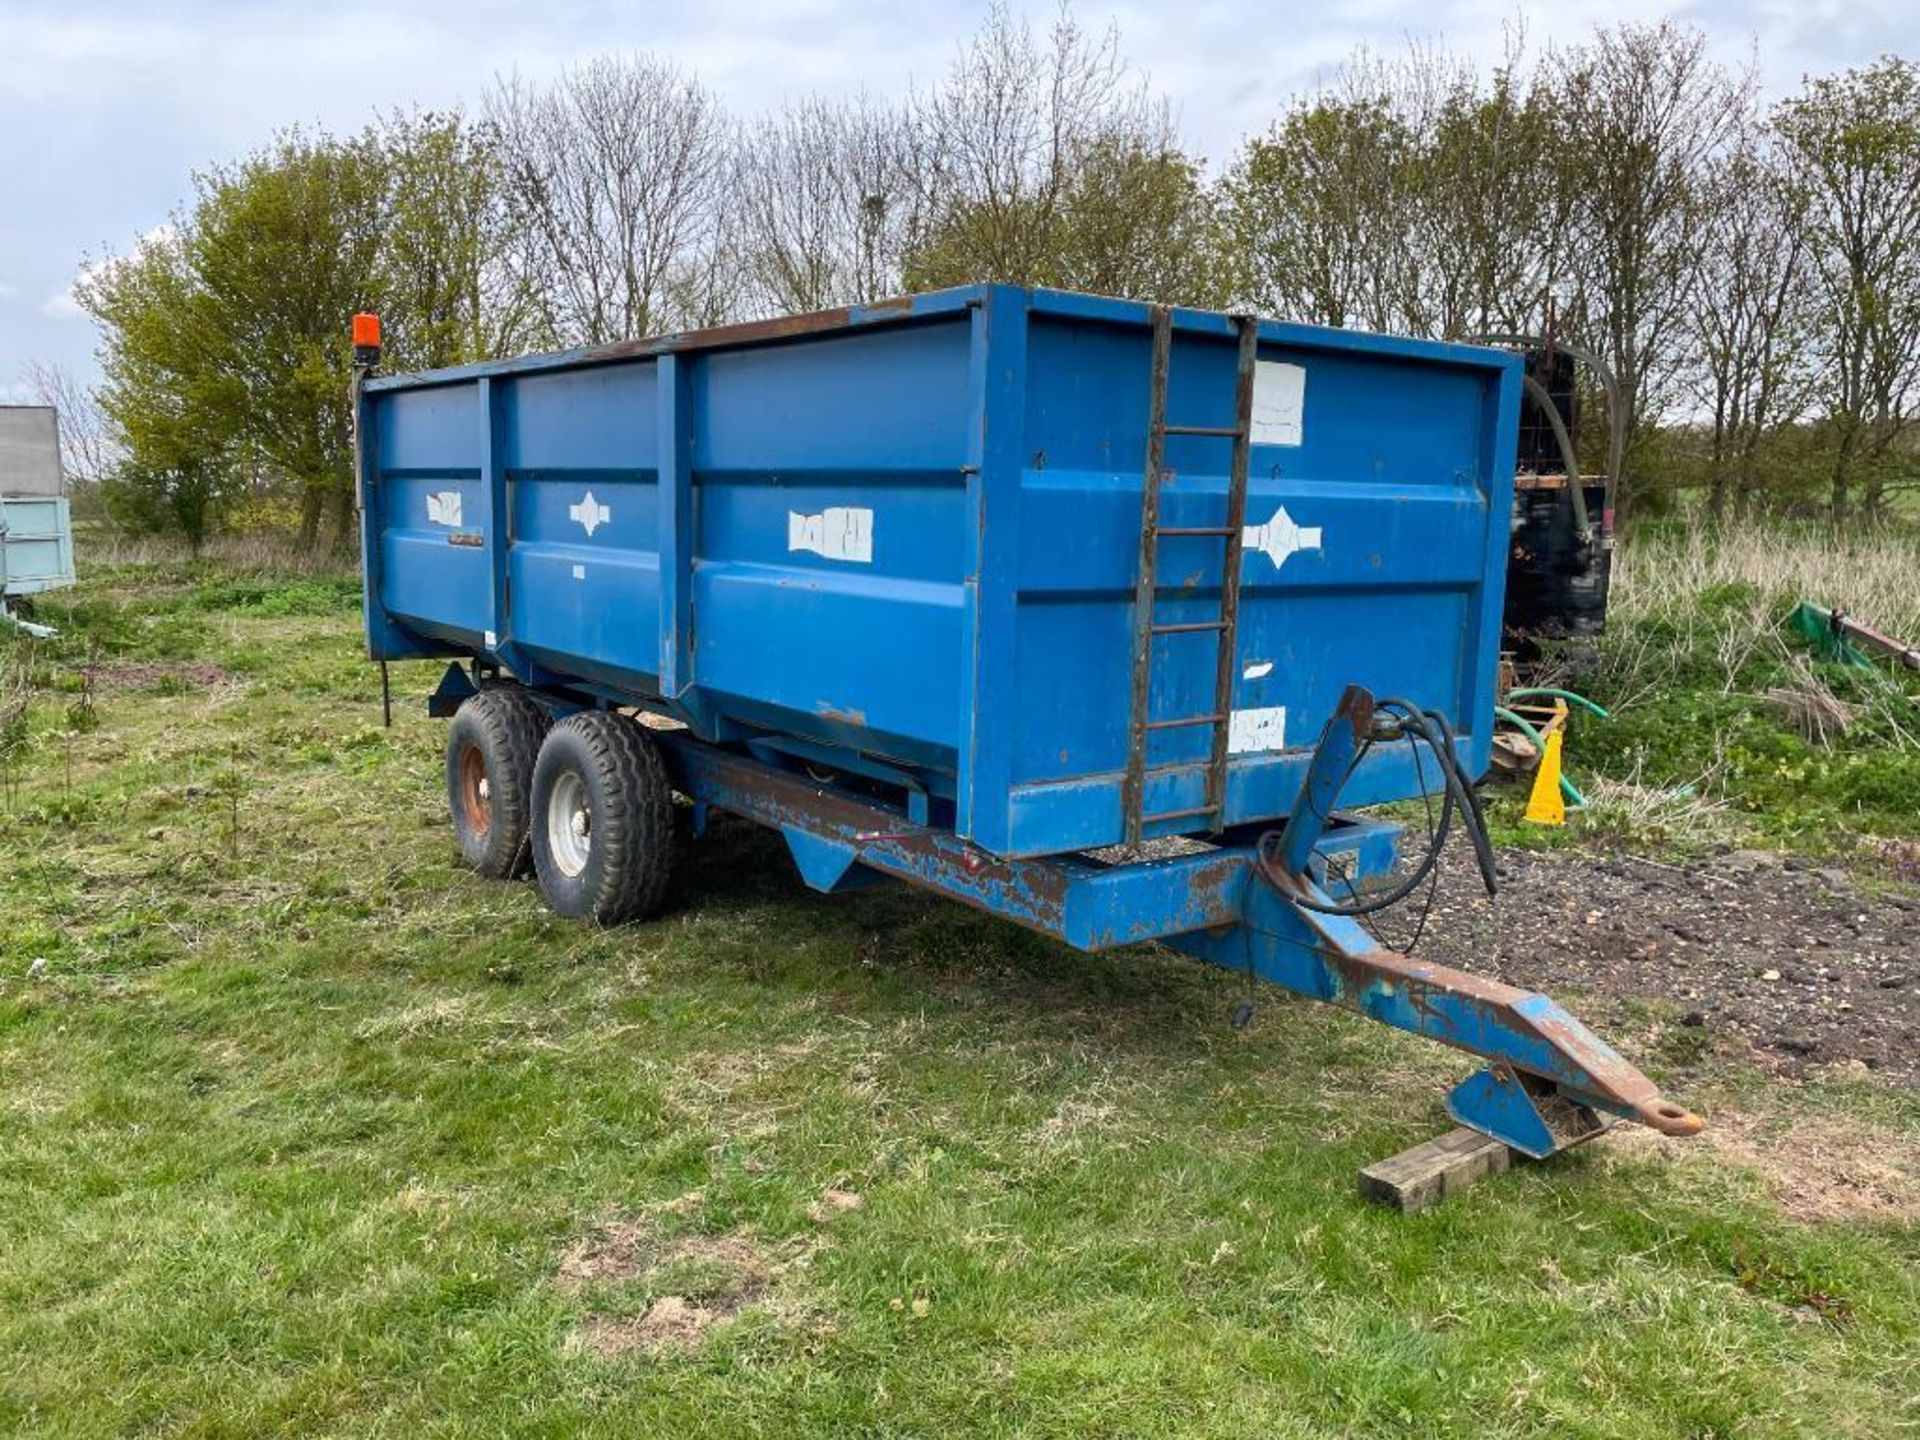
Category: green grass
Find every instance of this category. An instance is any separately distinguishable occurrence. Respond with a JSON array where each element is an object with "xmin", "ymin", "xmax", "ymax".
[{"xmin": 2, "ymin": 558, "xmax": 1918, "ymax": 1437}]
